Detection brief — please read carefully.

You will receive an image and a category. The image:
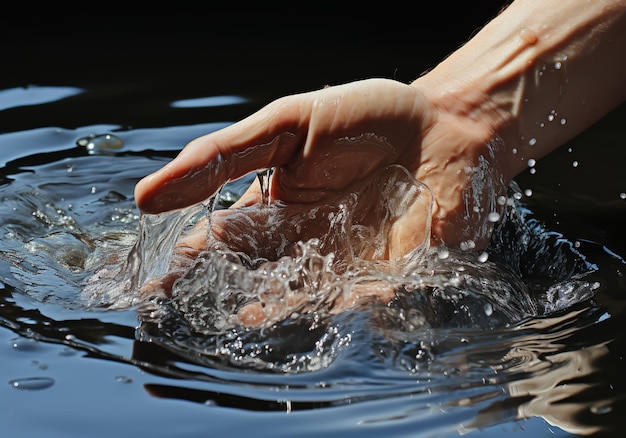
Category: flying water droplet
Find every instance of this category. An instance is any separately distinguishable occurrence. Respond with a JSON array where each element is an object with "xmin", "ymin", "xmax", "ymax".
[
  {"xmin": 488, "ymin": 212, "xmax": 501, "ymax": 222},
  {"xmin": 484, "ymin": 303, "xmax": 494, "ymax": 317}
]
